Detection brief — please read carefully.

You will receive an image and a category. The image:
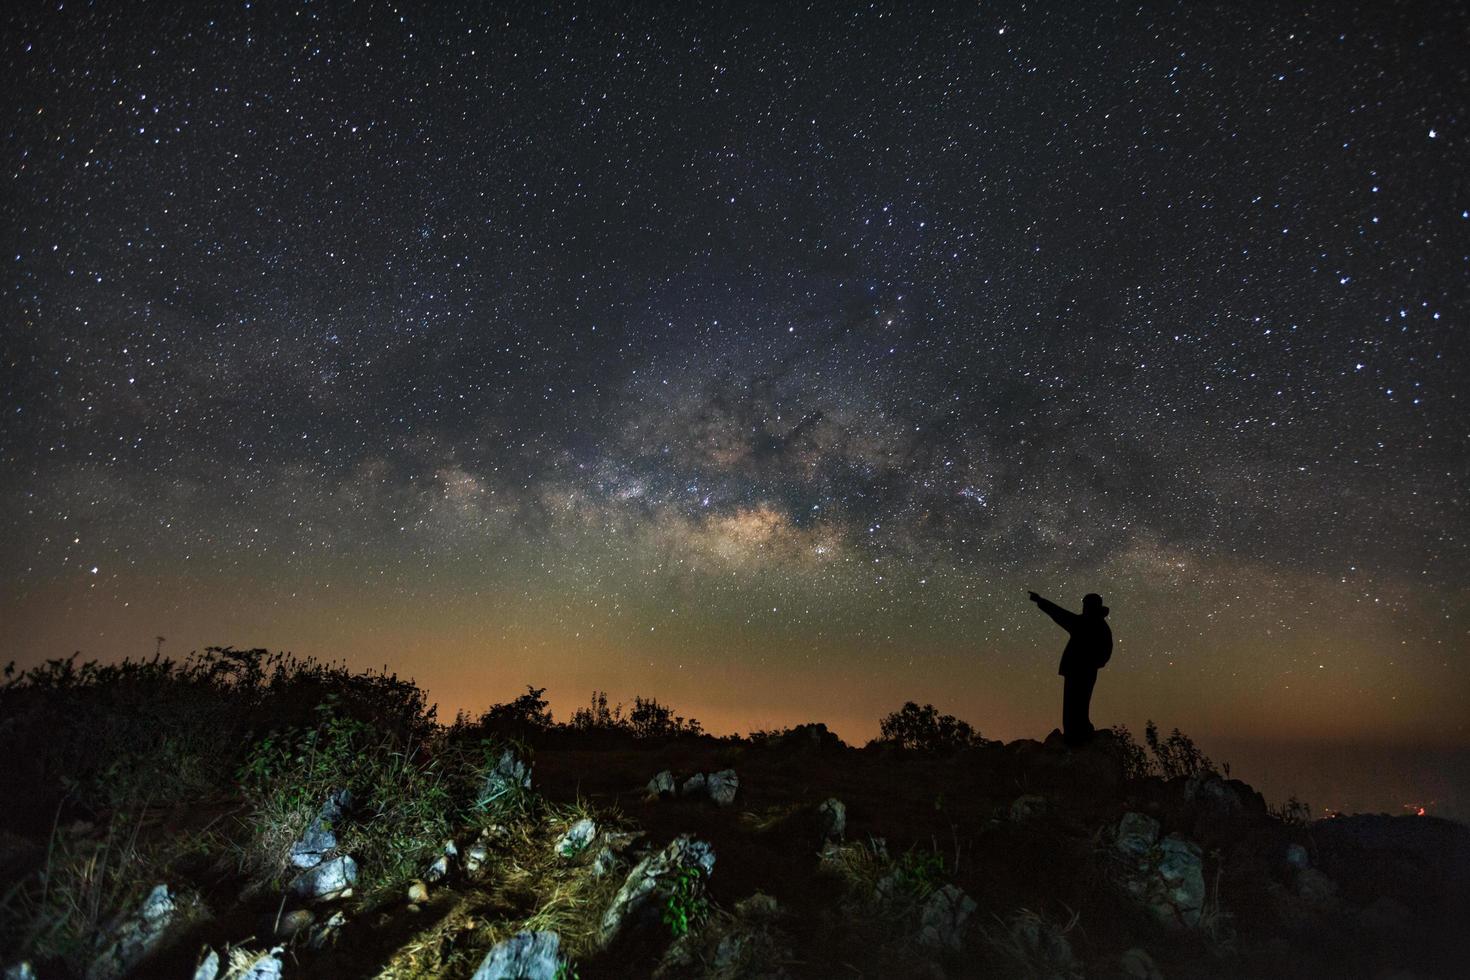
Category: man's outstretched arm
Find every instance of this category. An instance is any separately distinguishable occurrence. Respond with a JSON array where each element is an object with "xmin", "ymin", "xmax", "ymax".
[{"xmin": 1028, "ymin": 591, "xmax": 1079, "ymax": 630}]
